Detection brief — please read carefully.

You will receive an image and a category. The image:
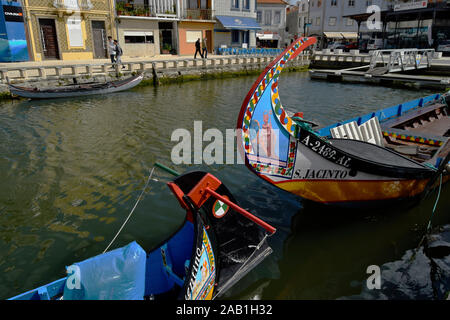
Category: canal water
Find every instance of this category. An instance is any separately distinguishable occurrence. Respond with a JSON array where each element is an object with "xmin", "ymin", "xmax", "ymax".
[{"xmin": 0, "ymin": 72, "xmax": 449, "ymax": 300}]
